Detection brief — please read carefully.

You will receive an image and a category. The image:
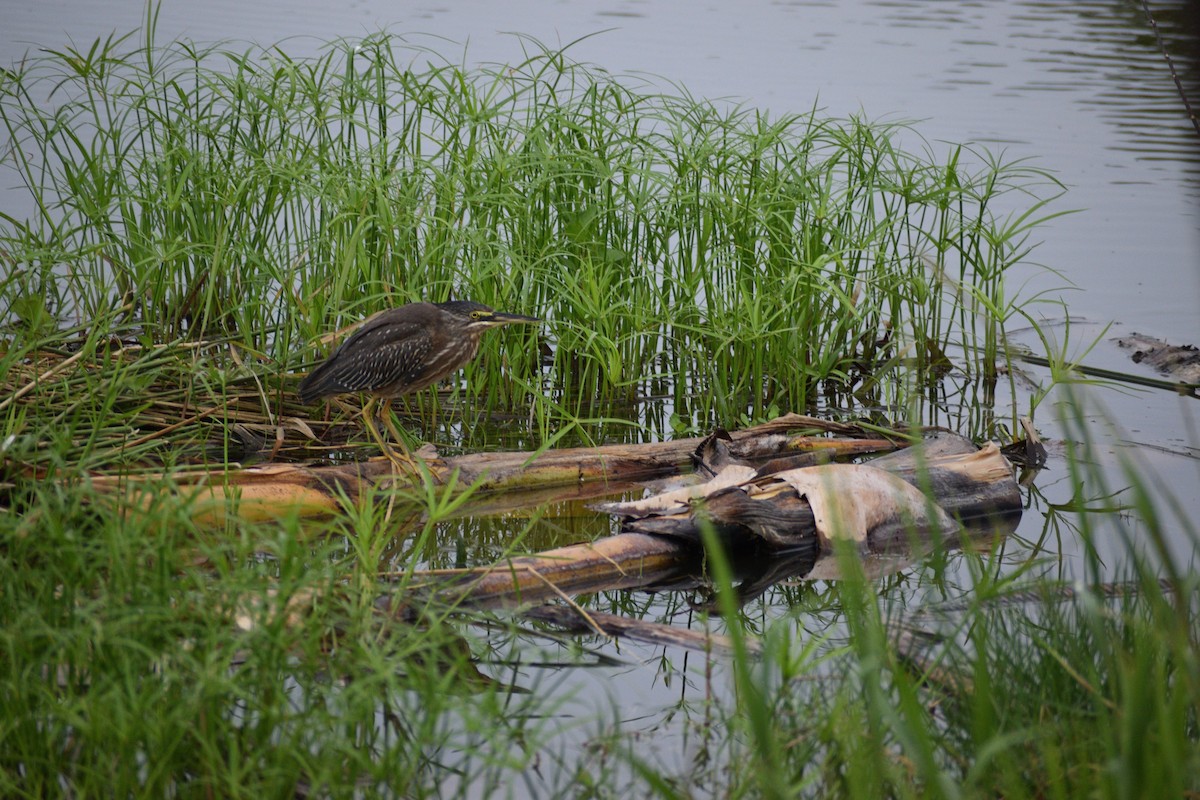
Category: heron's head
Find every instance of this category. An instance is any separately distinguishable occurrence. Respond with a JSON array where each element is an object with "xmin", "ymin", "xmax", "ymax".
[{"xmin": 437, "ymin": 300, "xmax": 539, "ymax": 331}]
